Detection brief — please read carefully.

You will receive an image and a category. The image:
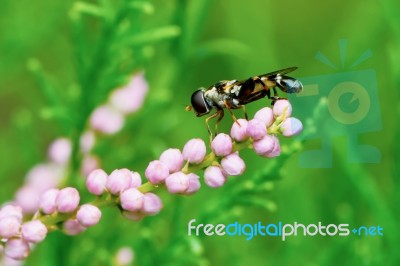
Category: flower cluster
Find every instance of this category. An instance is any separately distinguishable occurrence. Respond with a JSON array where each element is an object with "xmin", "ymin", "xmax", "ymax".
[
  {"xmin": 83, "ymin": 72, "xmax": 149, "ymax": 176},
  {"xmin": 0, "ymin": 187, "xmax": 102, "ymax": 260},
  {"xmin": 139, "ymin": 100, "xmax": 302, "ymax": 190},
  {"xmin": 14, "ymin": 140, "xmax": 70, "ymax": 215},
  {"xmin": 9, "ymin": 72, "xmax": 149, "ymax": 219},
  {"xmin": 86, "ymin": 169, "xmax": 162, "ymax": 221},
  {"xmin": 0, "ymin": 99, "xmax": 302, "ymax": 262},
  {"xmin": 89, "ymin": 72, "xmax": 148, "ymax": 135}
]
